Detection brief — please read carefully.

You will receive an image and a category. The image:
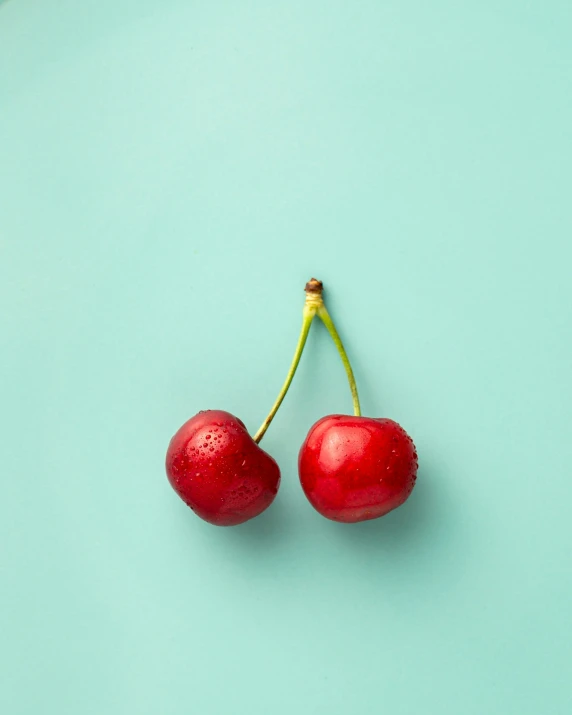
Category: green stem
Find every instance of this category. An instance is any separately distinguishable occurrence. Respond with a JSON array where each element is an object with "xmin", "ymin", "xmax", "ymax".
[
  {"xmin": 253, "ymin": 303, "xmax": 317, "ymax": 443},
  {"xmin": 254, "ymin": 277, "xmax": 361, "ymax": 443},
  {"xmin": 317, "ymin": 304, "xmax": 361, "ymax": 417}
]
